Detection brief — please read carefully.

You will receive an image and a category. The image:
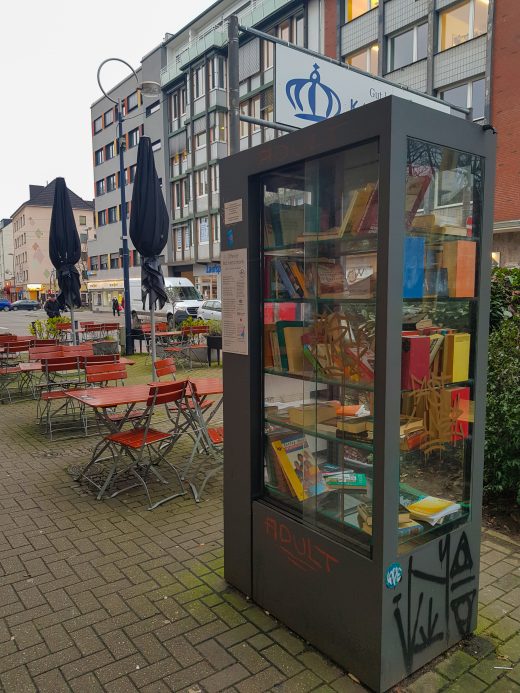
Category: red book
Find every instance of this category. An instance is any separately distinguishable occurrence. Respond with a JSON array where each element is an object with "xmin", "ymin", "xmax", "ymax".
[
  {"xmin": 444, "ymin": 386, "xmax": 471, "ymax": 441},
  {"xmin": 401, "ymin": 335, "xmax": 430, "ymax": 390}
]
